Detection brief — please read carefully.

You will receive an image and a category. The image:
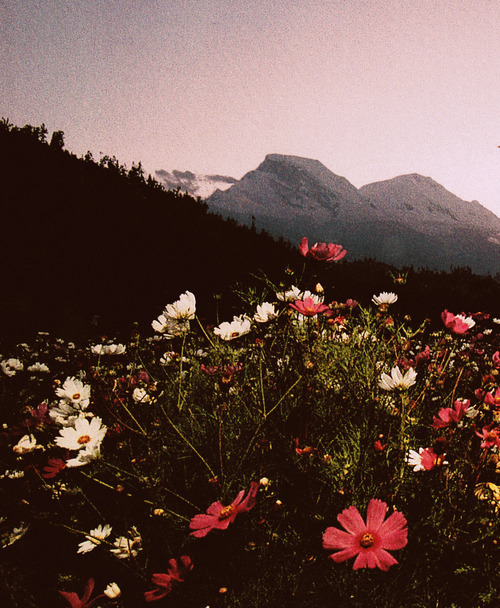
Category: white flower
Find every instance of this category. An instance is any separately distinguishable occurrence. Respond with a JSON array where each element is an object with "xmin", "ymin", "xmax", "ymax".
[
  {"xmin": 1, "ymin": 523, "xmax": 30, "ymax": 548},
  {"xmin": 276, "ymin": 285, "xmax": 302, "ymax": 302},
  {"xmin": 66, "ymin": 444, "xmax": 102, "ymax": 468},
  {"xmin": 493, "ymin": 318, "xmax": 500, "ymax": 325},
  {"xmin": 378, "ymin": 365, "xmax": 417, "ymax": 391},
  {"xmin": 164, "ymin": 291, "xmax": 196, "ymax": 320},
  {"xmin": 110, "ymin": 528, "xmax": 142, "ymax": 559},
  {"xmin": 132, "ymin": 387, "xmax": 151, "ymax": 403},
  {"xmin": 0, "ymin": 469, "xmax": 24, "ymax": 479},
  {"xmin": 77, "ymin": 524, "xmax": 112, "ymax": 554},
  {"xmin": 13, "ymin": 434, "xmax": 43, "ymax": 454},
  {"xmin": 301, "ymin": 290, "xmax": 324, "ymax": 304},
  {"xmin": 254, "ymin": 302, "xmax": 278, "ymax": 323},
  {"xmin": 213, "ymin": 315, "xmax": 252, "ymax": 340},
  {"xmin": 55, "ymin": 377, "xmax": 91, "ymax": 410},
  {"xmin": 407, "ymin": 448, "xmax": 426, "ymax": 471},
  {"xmin": 372, "ymin": 292, "xmax": 398, "ymax": 306},
  {"xmin": 454, "ymin": 314, "xmax": 476, "ymax": 330},
  {"xmin": 54, "ymin": 416, "xmax": 107, "ymax": 452},
  {"xmin": 152, "ymin": 314, "xmax": 190, "ymax": 337},
  {"xmin": 49, "ymin": 401, "xmax": 93, "ymax": 427},
  {"xmin": 104, "ymin": 583, "xmax": 121, "ymax": 599},
  {"xmin": 1, "ymin": 358, "xmax": 23, "ymax": 376},
  {"xmin": 27, "ymin": 362, "xmax": 50, "ymax": 373},
  {"xmin": 92, "ymin": 343, "xmax": 126, "ymax": 355}
]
